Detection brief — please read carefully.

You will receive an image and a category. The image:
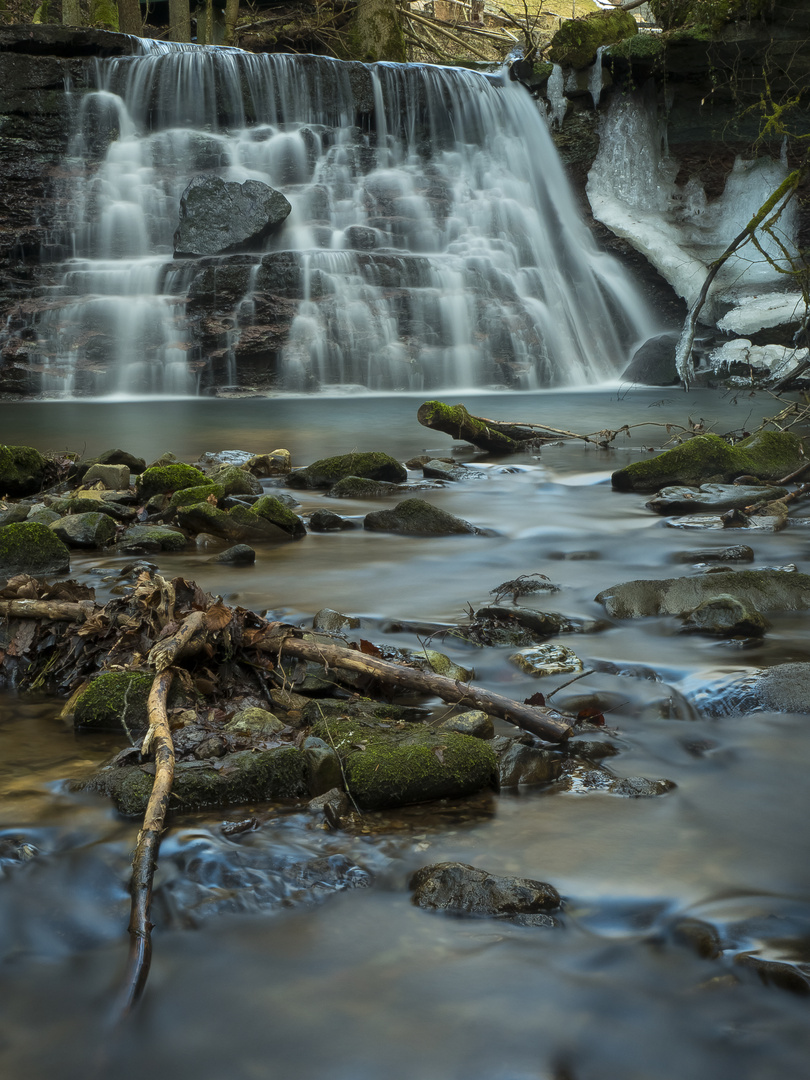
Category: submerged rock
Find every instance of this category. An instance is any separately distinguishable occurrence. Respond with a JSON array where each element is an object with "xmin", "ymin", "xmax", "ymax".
[
  {"xmin": 410, "ymin": 861, "xmax": 561, "ymax": 920},
  {"xmin": 210, "ymin": 543, "xmax": 256, "ymax": 565},
  {"xmin": 647, "ymin": 484, "xmax": 788, "ymax": 515},
  {"xmin": 510, "ymin": 643, "xmax": 583, "ymax": 677},
  {"xmin": 679, "ymin": 594, "xmax": 770, "ymax": 637},
  {"xmin": 364, "ymin": 498, "xmax": 480, "ymax": 536},
  {"xmin": 287, "ymin": 451, "xmax": 406, "ymax": 489},
  {"xmin": 0, "ymin": 522, "xmax": 70, "ymax": 578},
  {"xmin": 596, "ymin": 570, "xmax": 810, "ymax": 618},
  {"xmin": 309, "ymin": 509, "xmax": 355, "ymax": 532},
  {"xmin": 689, "ymin": 661, "xmax": 810, "ymax": 717},
  {"xmin": 495, "ymin": 739, "xmax": 563, "ymax": 787},
  {"xmin": 671, "ymin": 545, "xmax": 755, "ymax": 563},
  {"xmin": 611, "ymin": 432, "xmax": 805, "ymax": 493},
  {"xmin": 309, "ymin": 715, "xmax": 496, "ymax": 810}
]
